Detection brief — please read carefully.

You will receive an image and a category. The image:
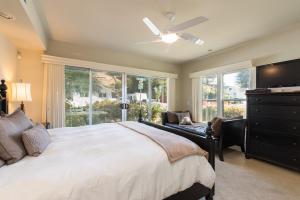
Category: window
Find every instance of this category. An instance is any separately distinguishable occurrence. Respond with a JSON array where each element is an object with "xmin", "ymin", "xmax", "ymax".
[
  {"xmin": 201, "ymin": 75, "xmax": 218, "ymax": 122},
  {"xmin": 199, "ymin": 68, "xmax": 252, "ymax": 122},
  {"xmin": 65, "ymin": 66, "xmax": 168, "ymax": 126},
  {"xmin": 222, "ymin": 70, "xmax": 250, "ymax": 118}
]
